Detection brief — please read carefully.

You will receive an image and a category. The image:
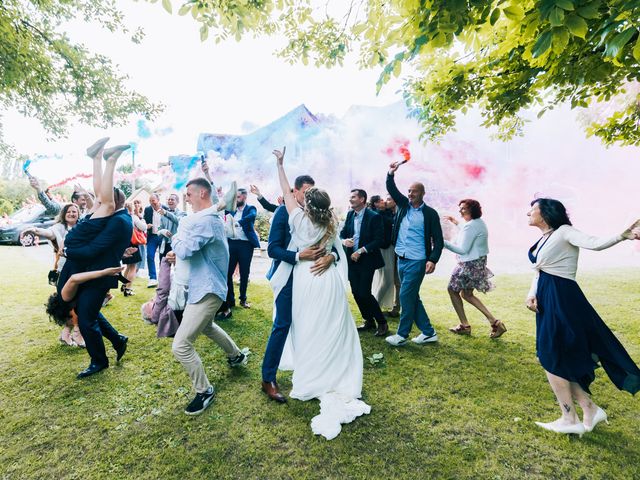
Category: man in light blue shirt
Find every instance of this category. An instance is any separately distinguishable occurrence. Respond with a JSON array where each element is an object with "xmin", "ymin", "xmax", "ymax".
[
  {"xmin": 168, "ymin": 178, "xmax": 248, "ymax": 416},
  {"xmin": 385, "ymin": 161, "xmax": 444, "ymax": 347}
]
